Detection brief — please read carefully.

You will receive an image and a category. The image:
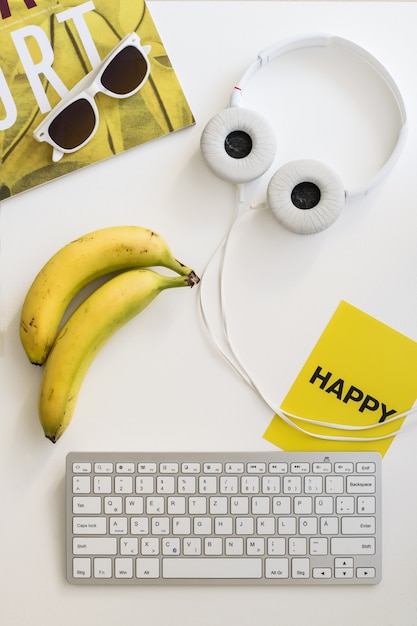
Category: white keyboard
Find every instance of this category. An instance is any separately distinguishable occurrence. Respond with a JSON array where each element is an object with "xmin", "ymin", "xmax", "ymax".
[{"xmin": 66, "ymin": 451, "xmax": 381, "ymax": 585}]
